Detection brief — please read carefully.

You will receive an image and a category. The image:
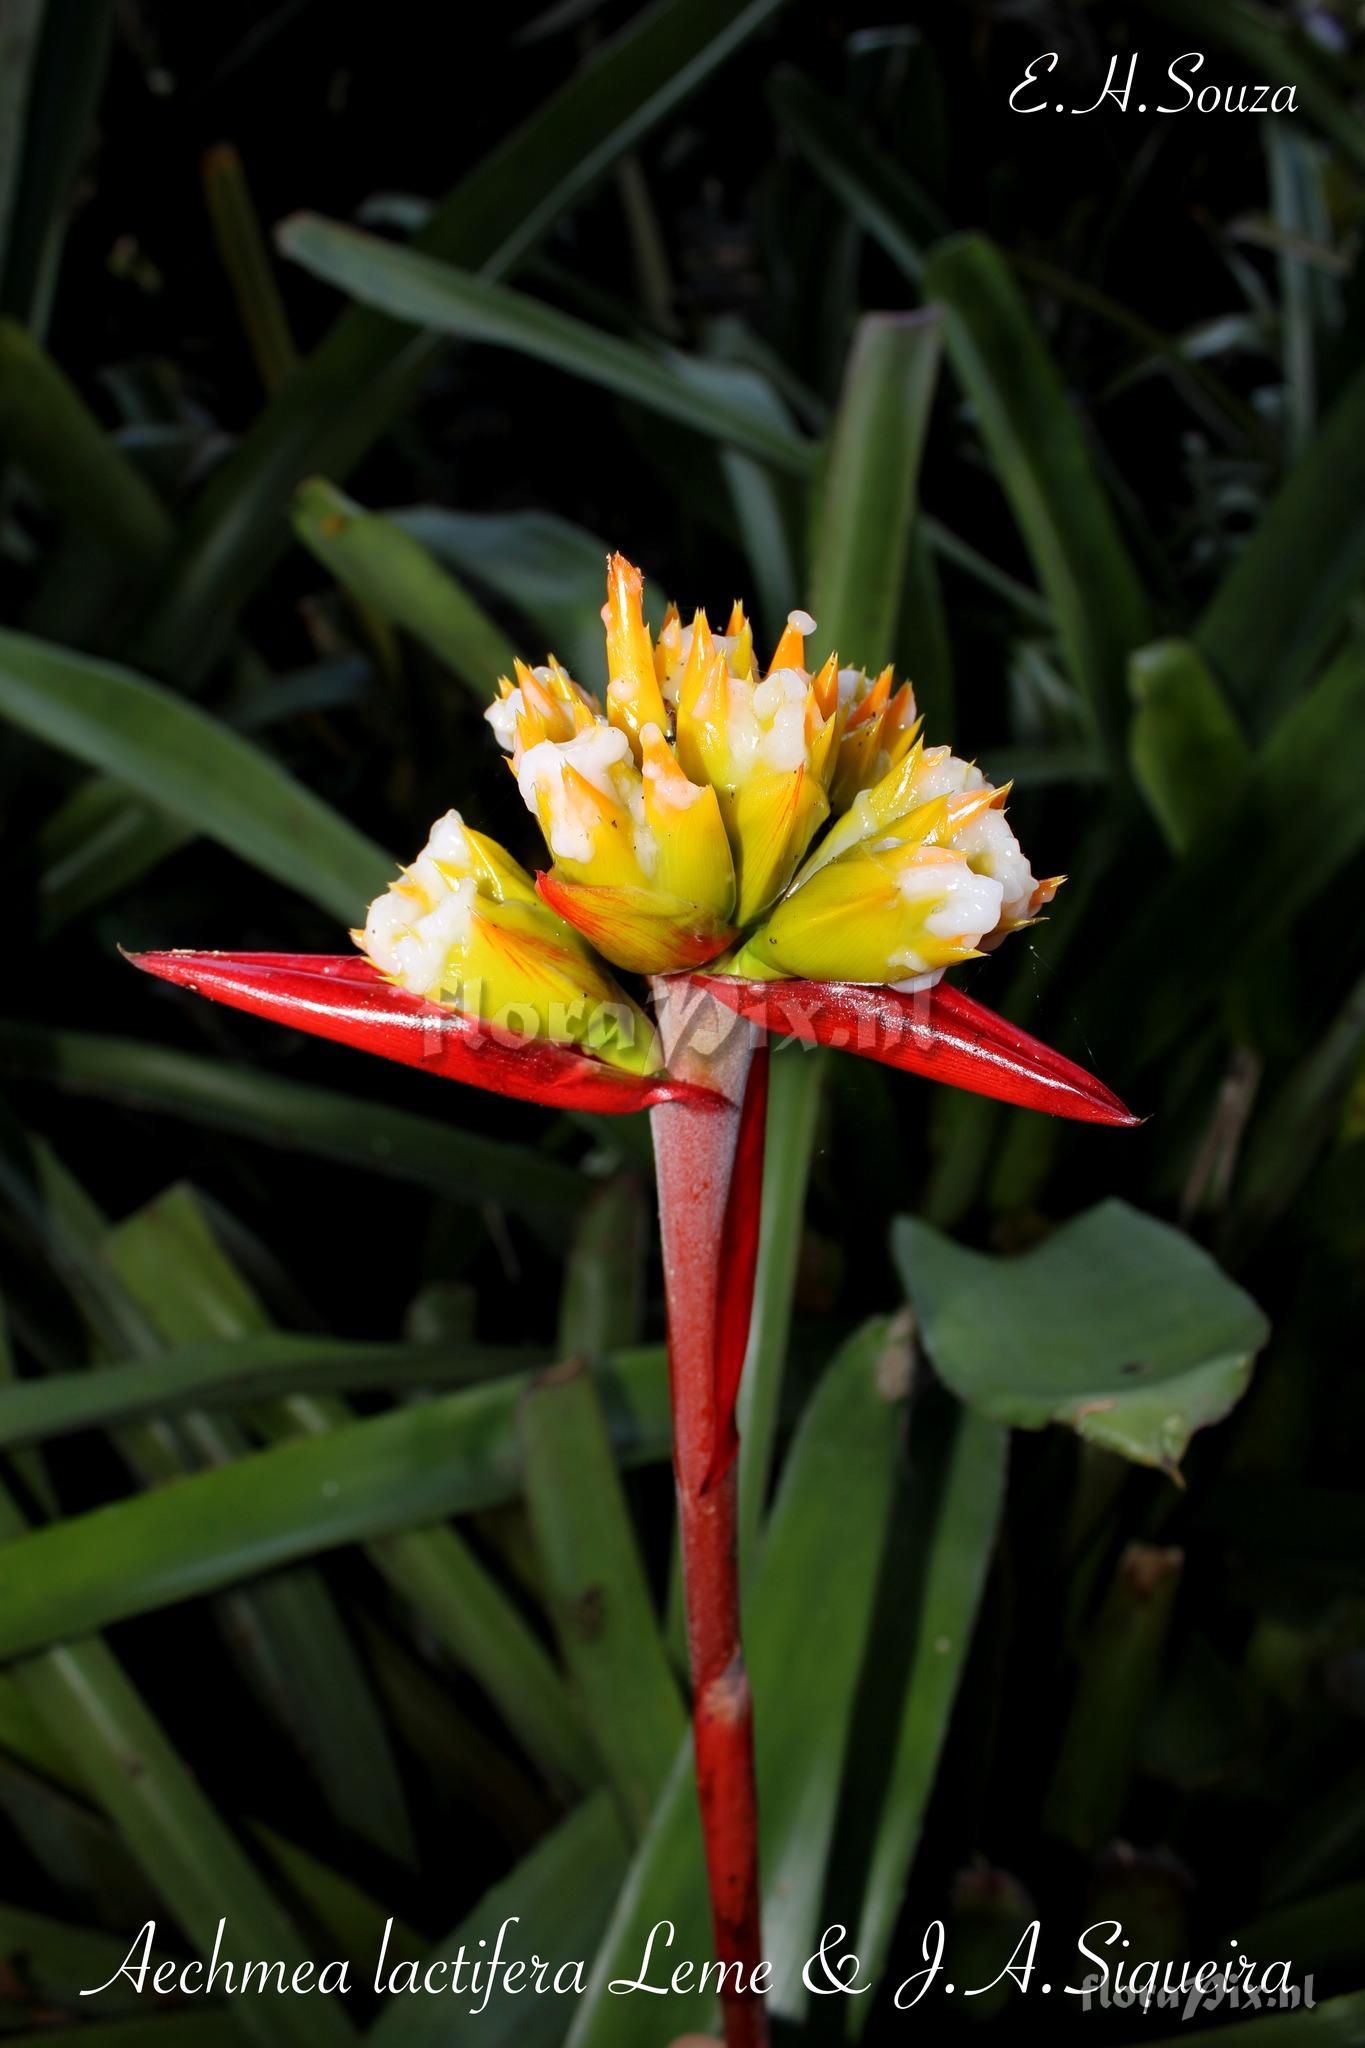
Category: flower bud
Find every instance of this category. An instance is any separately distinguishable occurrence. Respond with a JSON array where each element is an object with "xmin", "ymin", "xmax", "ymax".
[{"xmin": 355, "ymin": 809, "xmax": 660, "ymax": 1073}]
